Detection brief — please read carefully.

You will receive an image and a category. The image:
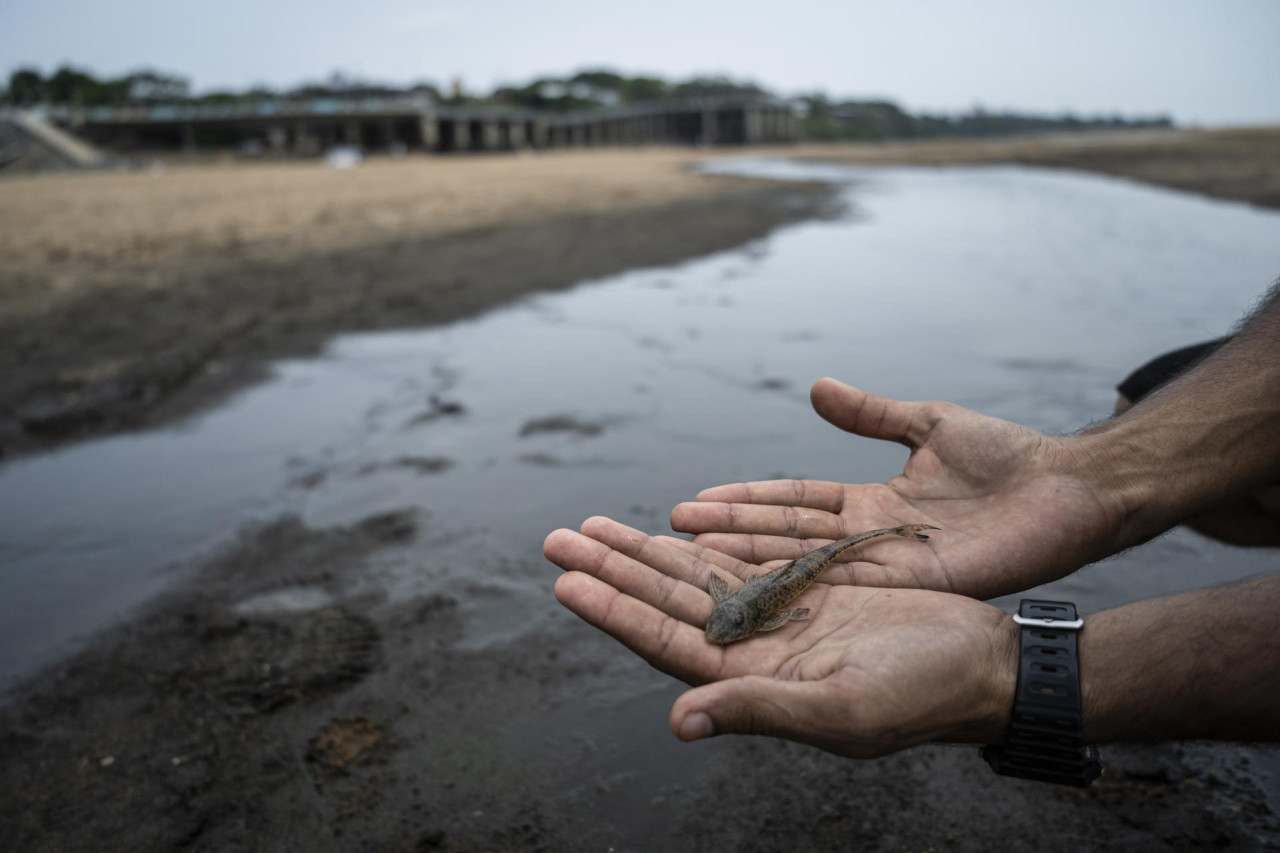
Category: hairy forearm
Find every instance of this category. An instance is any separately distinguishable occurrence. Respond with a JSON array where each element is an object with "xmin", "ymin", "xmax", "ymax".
[
  {"xmin": 1076, "ymin": 574, "xmax": 1280, "ymax": 742},
  {"xmin": 1073, "ymin": 283, "xmax": 1280, "ymax": 548}
]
